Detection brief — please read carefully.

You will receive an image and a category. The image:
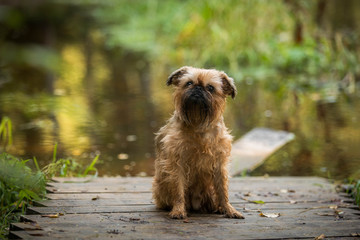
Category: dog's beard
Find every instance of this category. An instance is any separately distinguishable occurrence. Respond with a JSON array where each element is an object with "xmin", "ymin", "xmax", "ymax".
[{"xmin": 180, "ymin": 88, "xmax": 213, "ymax": 127}]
